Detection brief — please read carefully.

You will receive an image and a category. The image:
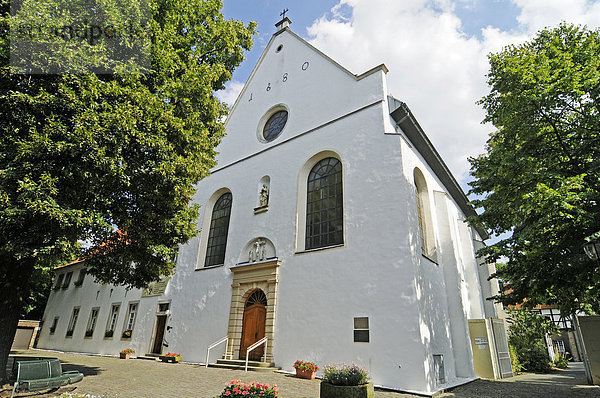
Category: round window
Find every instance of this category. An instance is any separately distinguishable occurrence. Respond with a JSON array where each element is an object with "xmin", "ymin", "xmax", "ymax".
[{"xmin": 262, "ymin": 110, "xmax": 288, "ymax": 142}]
